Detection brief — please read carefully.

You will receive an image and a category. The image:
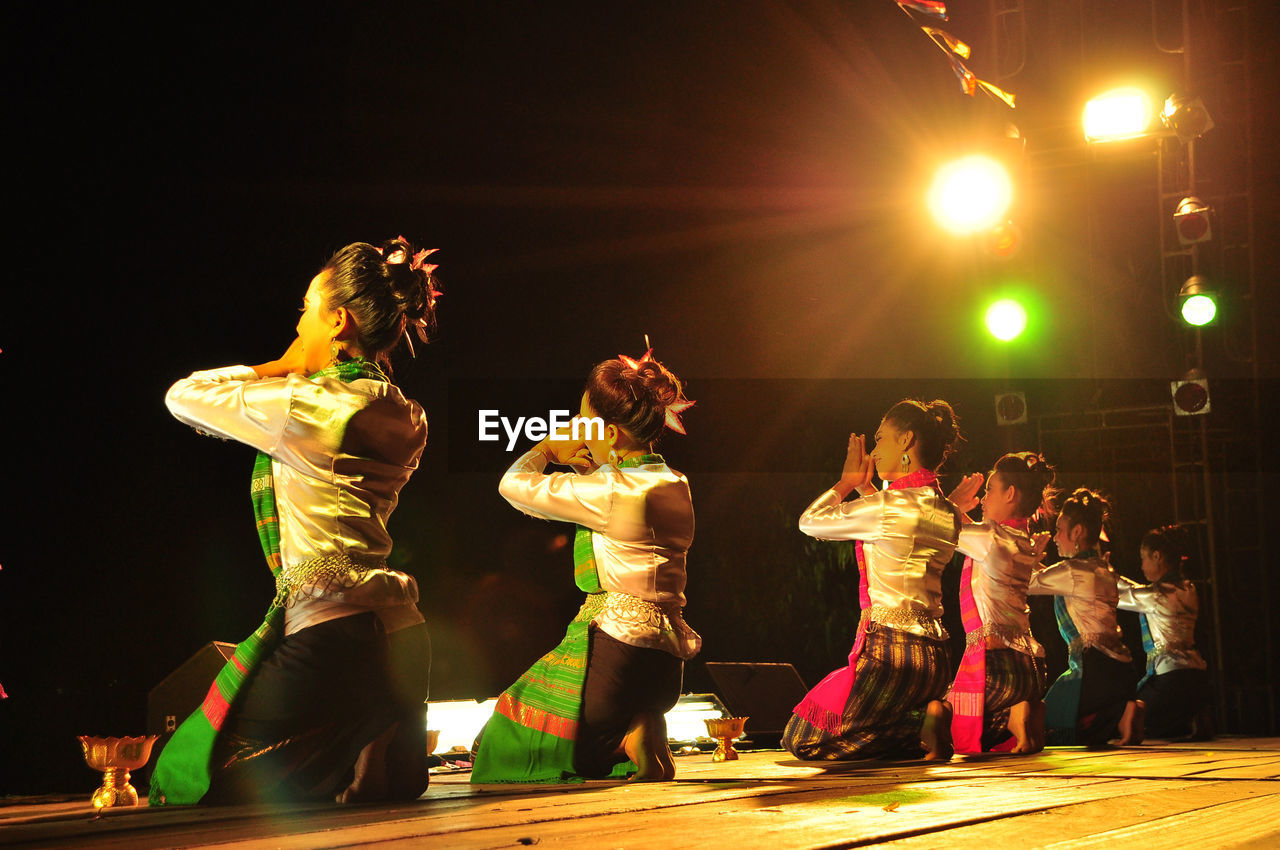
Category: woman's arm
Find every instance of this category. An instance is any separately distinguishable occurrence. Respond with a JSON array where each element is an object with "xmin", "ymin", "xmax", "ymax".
[
  {"xmin": 165, "ymin": 367, "xmax": 298, "ymax": 454},
  {"xmin": 1116, "ymin": 575, "xmax": 1158, "ymax": 613},
  {"xmin": 498, "ymin": 449, "xmax": 612, "ymax": 530},
  {"xmin": 1027, "ymin": 561, "xmax": 1074, "ymax": 596}
]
